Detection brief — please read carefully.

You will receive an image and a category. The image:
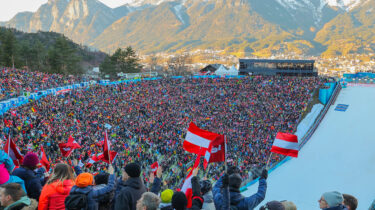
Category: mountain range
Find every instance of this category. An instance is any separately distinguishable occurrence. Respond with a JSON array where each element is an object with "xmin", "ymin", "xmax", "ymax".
[{"xmin": 1, "ymin": 0, "xmax": 374, "ymax": 57}]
